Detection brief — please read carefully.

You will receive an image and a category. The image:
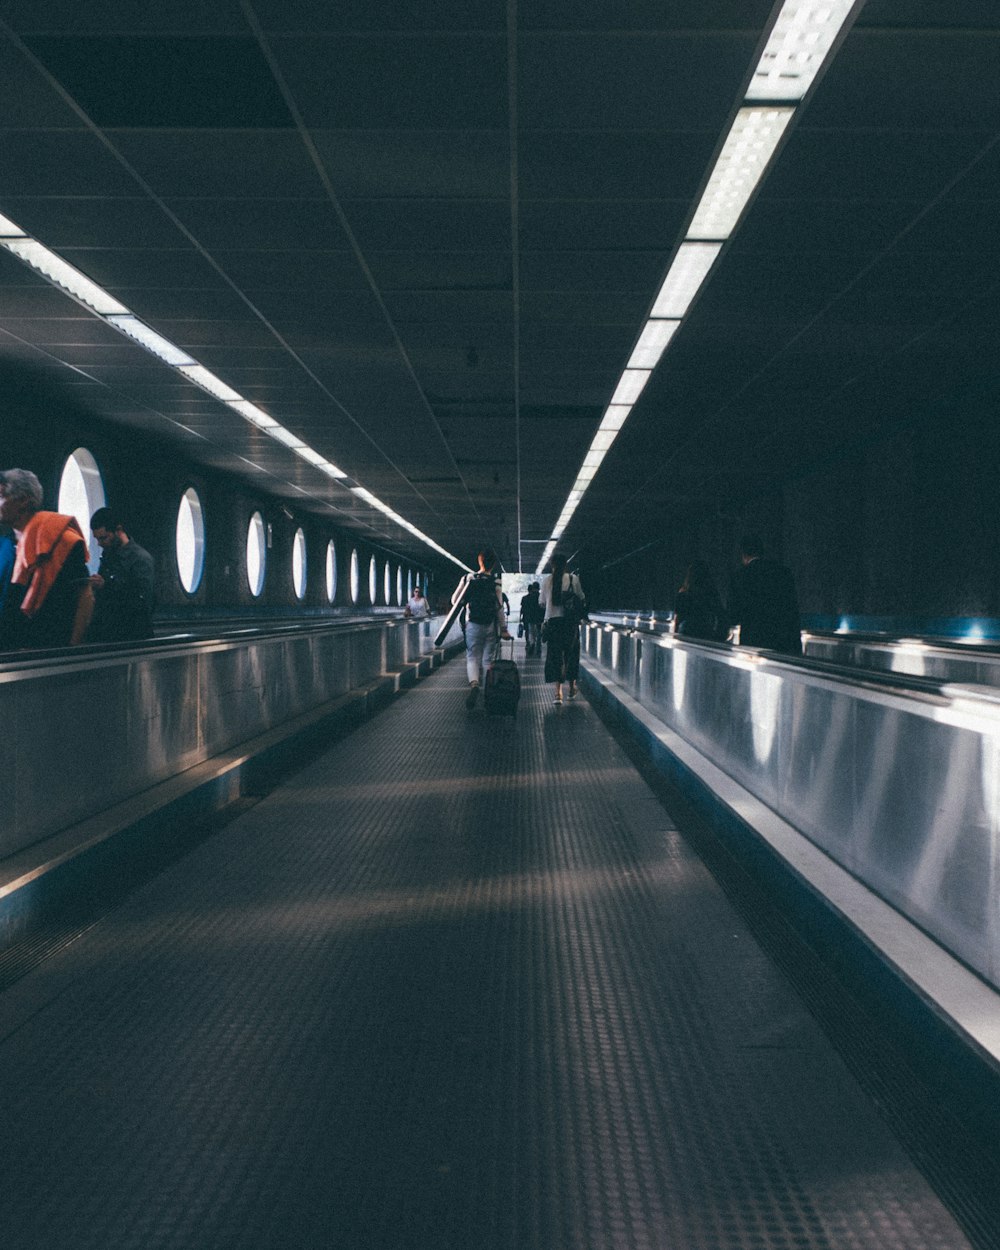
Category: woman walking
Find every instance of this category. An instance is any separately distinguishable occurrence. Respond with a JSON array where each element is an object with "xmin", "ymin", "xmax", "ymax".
[{"xmin": 540, "ymin": 553, "xmax": 586, "ymax": 704}]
